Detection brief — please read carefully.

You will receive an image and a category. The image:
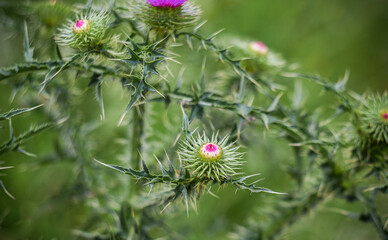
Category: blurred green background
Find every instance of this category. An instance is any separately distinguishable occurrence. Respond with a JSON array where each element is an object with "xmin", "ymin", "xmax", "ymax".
[{"xmin": 0, "ymin": 0, "xmax": 387, "ymax": 239}]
